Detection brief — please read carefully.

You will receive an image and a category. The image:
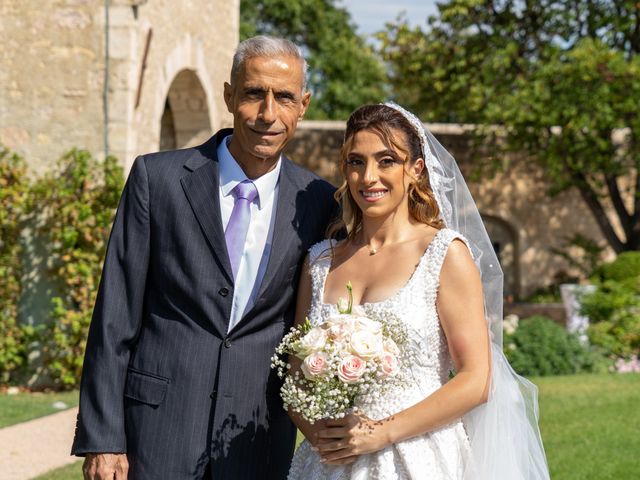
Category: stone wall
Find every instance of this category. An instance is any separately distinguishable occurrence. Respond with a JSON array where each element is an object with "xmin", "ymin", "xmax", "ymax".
[
  {"xmin": 0, "ymin": 0, "xmax": 238, "ymax": 173},
  {"xmin": 1, "ymin": 1, "xmax": 106, "ymax": 172},
  {"xmin": 286, "ymin": 121, "xmax": 616, "ymax": 297}
]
